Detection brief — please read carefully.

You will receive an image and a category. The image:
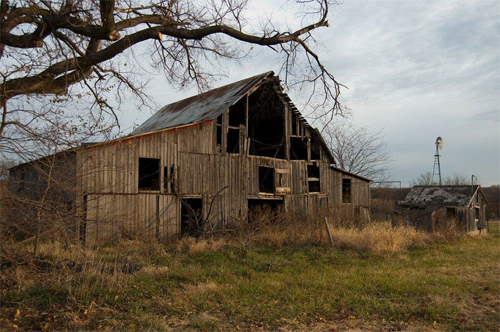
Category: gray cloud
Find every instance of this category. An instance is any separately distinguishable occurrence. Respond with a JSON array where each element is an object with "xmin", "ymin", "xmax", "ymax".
[
  {"xmin": 315, "ymin": 0, "xmax": 500, "ymax": 185},
  {"xmin": 471, "ymin": 110, "xmax": 500, "ymax": 122}
]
